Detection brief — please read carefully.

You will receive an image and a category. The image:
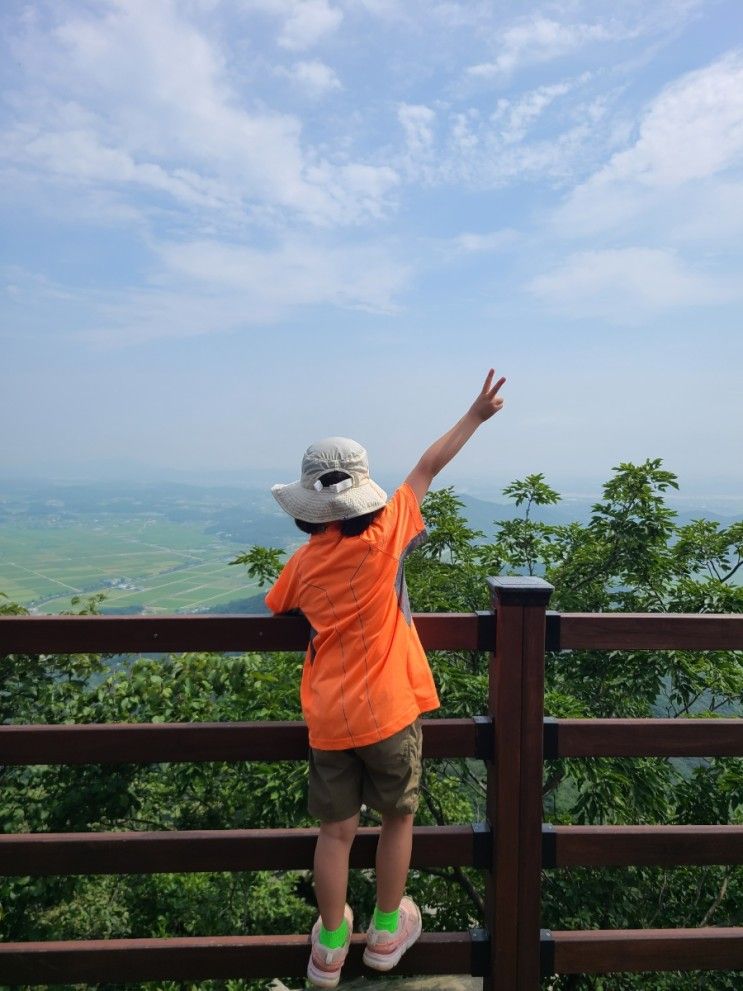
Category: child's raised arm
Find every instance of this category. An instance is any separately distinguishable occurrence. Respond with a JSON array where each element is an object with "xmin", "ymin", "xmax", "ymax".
[{"xmin": 404, "ymin": 368, "xmax": 506, "ymax": 505}]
